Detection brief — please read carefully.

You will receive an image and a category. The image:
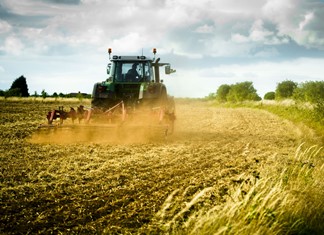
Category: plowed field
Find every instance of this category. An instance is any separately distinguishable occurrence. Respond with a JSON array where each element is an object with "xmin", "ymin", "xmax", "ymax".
[{"xmin": 0, "ymin": 99, "xmax": 319, "ymax": 234}]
